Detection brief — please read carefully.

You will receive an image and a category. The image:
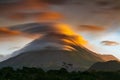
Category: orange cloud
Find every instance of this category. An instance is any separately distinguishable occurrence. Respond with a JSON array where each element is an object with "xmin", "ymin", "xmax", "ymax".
[
  {"xmin": 77, "ymin": 25, "xmax": 105, "ymax": 32},
  {"xmin": 0, "ymin": 0, "xmax": 66, "ymax": 16},
  {"xmin": 0, "ymin": 27, "xmax": 21, "ymax": 36},
  {"xmin": 36, "ymin": 12, "xmax": 64, "ymax": 21},
  {"xmin": 19, "ymin": 0, "xmax": 47, "ymax": 11},
  {"xmin": 0, "ymin": 0, "xmax": 46, "ymax": 12},
  {"xmin": 0, "ymin": 27, "xmax": 23, "ymax": 41},
  {"xmin": 0, "ymin": 27, "xmax": 40, "ymax": 41},
  {"xmin": 8, "ymin": 13, "xmax": 26, "ymax": 21},
  {"xmin": 0, "ymin": 0, "xmax": 47, "ymax": 19},
  {"xmin": 0, "ymin": 0, "xmax": 66, "ymax": 23}
]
